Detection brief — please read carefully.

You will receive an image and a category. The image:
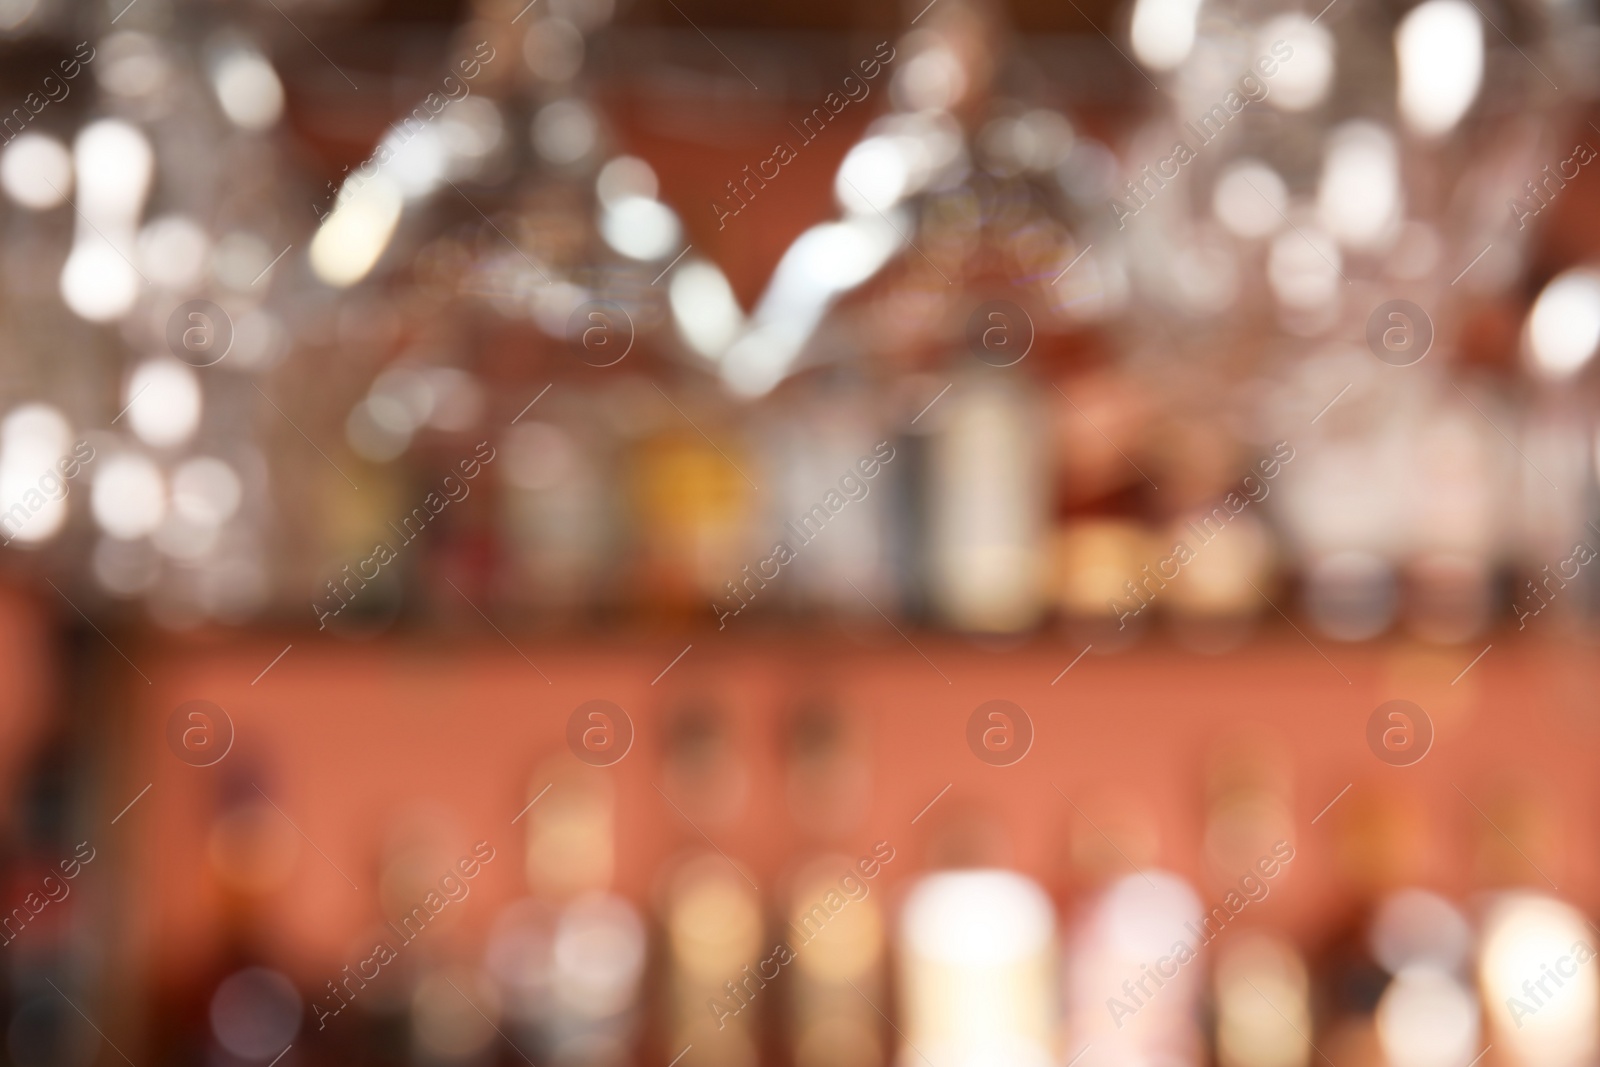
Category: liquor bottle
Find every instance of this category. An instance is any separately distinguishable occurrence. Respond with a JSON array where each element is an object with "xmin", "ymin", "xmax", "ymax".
[
  {"xmin": 1478, "ymin": 892, "xmax": 1598, "ymax": 1067},
  {"xmin": 755, "ymin": 383, "xmax": 891, "ymax": 620},
  {"xmin": 1063, "ymin": 871, "xmax": 1204, "ymax": 1067},
  {"xmin": 1370, "ymin": 890, "xmax": 1479, "ymax": 1067},
  {"xmin": 1215, "ymin": 933, "xmax": 1312, "ymax": 1067},
  {"xmin": 899, "ymin": 870, "xmax": 1057, "ymax": 1066},
  {"xmin": 662, "ymin": 855, "xmax": 764, "ymax": 1067},
  {"xmin": 784, "ymin": 698, "xmax": 871, "ymax": 842},
  {"xmin": 628, "ymin": 417, "xmax": 754, "ymax": 619},
  {"xmin": 926, "ymin": 374, "xmax": 1048, "ymax": 633},
  {"xmin": 785, "ymin": 856, "xmax": 887, "ymax": 1067},
  {"xmin": 523, "ymin": 758, "xmax": 615, "ymax": 899},
  {"xmin": 499, "ymin": 393, "xmax": 615, "ymax": 619},
  {"xmin": 545, "ymin": 893, "xmax": 647, "ymax": 1066}
]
